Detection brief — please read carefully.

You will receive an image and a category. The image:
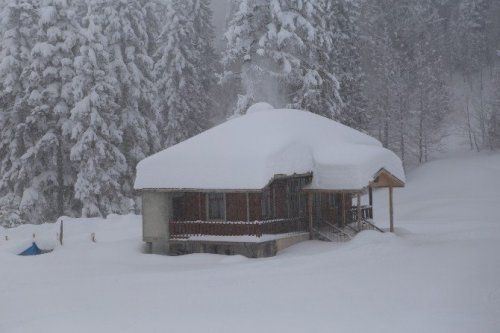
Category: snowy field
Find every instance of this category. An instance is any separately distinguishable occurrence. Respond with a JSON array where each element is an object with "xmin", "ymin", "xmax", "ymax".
[{"xmin": 1, "ymin": 152, "xmax": 500, "ymax": 333}]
